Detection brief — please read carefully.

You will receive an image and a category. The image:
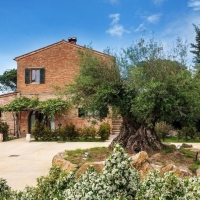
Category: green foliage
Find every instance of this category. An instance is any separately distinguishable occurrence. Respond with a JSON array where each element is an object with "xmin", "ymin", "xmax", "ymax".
[
  {"xmin": 63, "ymin": 122, "xmax": 79, "ymax": 140},
  {"xmin": 37, "ymin": 98, "xmax": 70, "ymax": 120},
  {"xmin": 65, "ymin": 144, "xmax": 140, "ymax": 199},
  {"xmin": 161, "ymin": 144, "xmax": 176, "ymax": 155},
  {"xmin": 65, "ymin": 147, "xmax": 111, "ymax": 166},
  {"xmin": 15, "ymin": 165, "xmax": 76, "ymax": 200},
  {"xmin": 155, "ymin": 121, "xmax": 172, "ymax": 141},
  {"xmin": 180, "ymin": 148, "xmax": 196, "ymax": 158},
  {"xmin": 136, "ymin": 171, "xmax": 186, "ymax": 199},
  {"xmin": 2, "ymin": 97, "xmax": 68, "ymax": 121},
  {"xmin": 42, "ymin": 127, "xmax": 54, "ymax": 141},
  {"xmin": 64, "ymin": 48, "xmax": 121, "ymax": 121},
  {"xmin": 31, "ymin": 120, "xmax": 111, "ymax": 141},
  {"xmin": 0, "ymin": 120, "xmax": 9, "ymax": 141},
  {"xmin": 2, "ymin": 144, "xmax": 200, "ymax": 199},
  {"xmin": 79, "ymin": 125, "xmax": 97, "ymax": 140},
  {"xmin": 63, "ymin": 37, "xmax": 200, "ymax": 133},
  {"xmin": 0, "ymin": 68, "xmax": 17, "ymax": 92},
  {"xmin": 191, "ymin": 24, "xmax": 200, "ymax": 68},
  {"xmin": 0, "ymin": 178, "xmax": 12, "ymax": 200},
  {"xmin": 188, "ymin": 162, "xmax": 200, "ymax": 173},
  {"xmin": 3, "ymin": 96, "xmax": 39, "ymax": 113},
  {"xmin": 181, "ymin": 126, "xmax": 197, "ymax": 141},
  {"xmin": 98, "ymin": 122, "xmax": 111, "ymax": 140},
  {"xmin": 31, "ymin": 119, "xmax": 45, "ymax": 141}
]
